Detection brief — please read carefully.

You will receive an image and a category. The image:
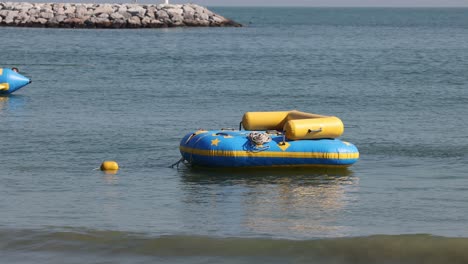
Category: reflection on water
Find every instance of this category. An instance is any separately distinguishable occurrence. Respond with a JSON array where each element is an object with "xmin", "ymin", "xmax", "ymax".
[
  {"xmin": 0, "ymin": 95, "xmax": 26, "ymax": 113},
  {"xmin": 99, "ymin": 172, "xmax": 121, "ymax": 225},
  {"xmin": 179, "ymin": 167, "xmax": 359, "ymax": 238},
  {"xmin": 102, "ymin": 172, "xmax": 119, "ymax": 184},
  {"xmin": 0, "ymin": 95, "xmax": 9, "ymax": 112},
  {"xmin": 181, "ymin": 166, "xmax": 353, "ymax": 184}
]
